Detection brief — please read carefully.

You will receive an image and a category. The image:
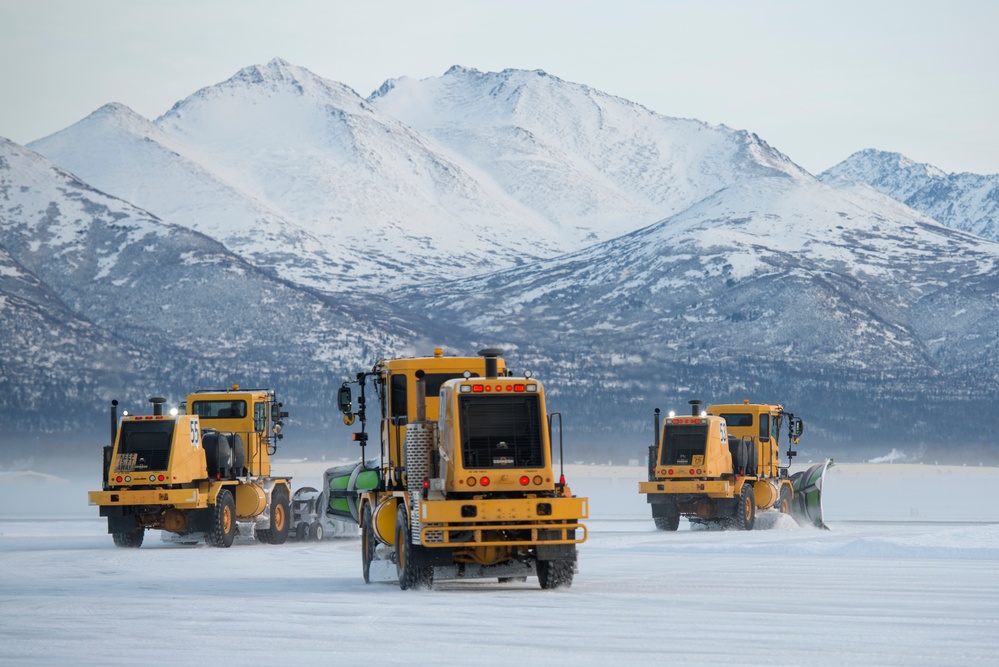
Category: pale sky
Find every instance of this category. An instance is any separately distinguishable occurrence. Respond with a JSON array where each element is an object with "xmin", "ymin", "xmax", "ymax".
[{"xmin": 2, "ymin": 0, "xmax": 996, "ymax": 175}]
